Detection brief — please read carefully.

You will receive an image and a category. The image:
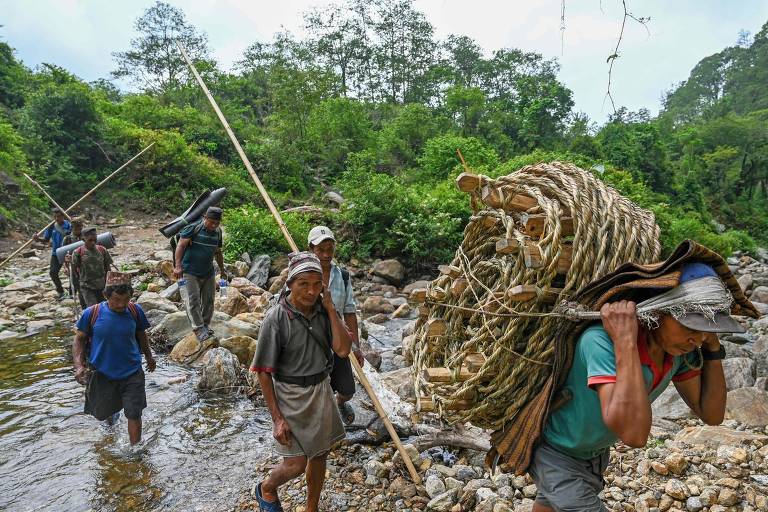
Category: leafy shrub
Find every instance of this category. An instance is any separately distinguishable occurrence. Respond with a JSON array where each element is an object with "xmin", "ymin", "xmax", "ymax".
[
  {"xmin": 223, "ymin": 205, "xmax": 312, "ymax": 260},
  {"xmin": 417, "ymin": 134, "xmax": 499, "ymax": 181}
]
